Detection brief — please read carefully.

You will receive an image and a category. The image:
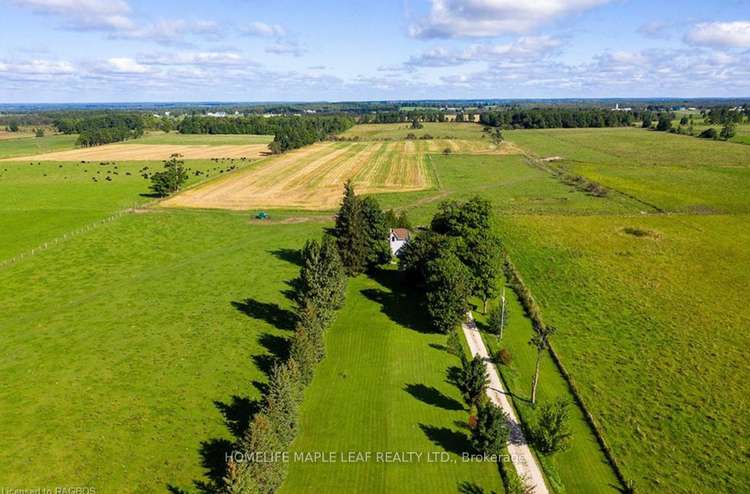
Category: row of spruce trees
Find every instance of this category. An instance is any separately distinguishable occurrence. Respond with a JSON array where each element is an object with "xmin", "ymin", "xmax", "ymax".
[
  {"xmin": 222, "ymin": 182, "xmax": 393, "ymax": 493},
  {"xmin": 222, "ymin": 234, "xmax": 346, "ymax": 493}
]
